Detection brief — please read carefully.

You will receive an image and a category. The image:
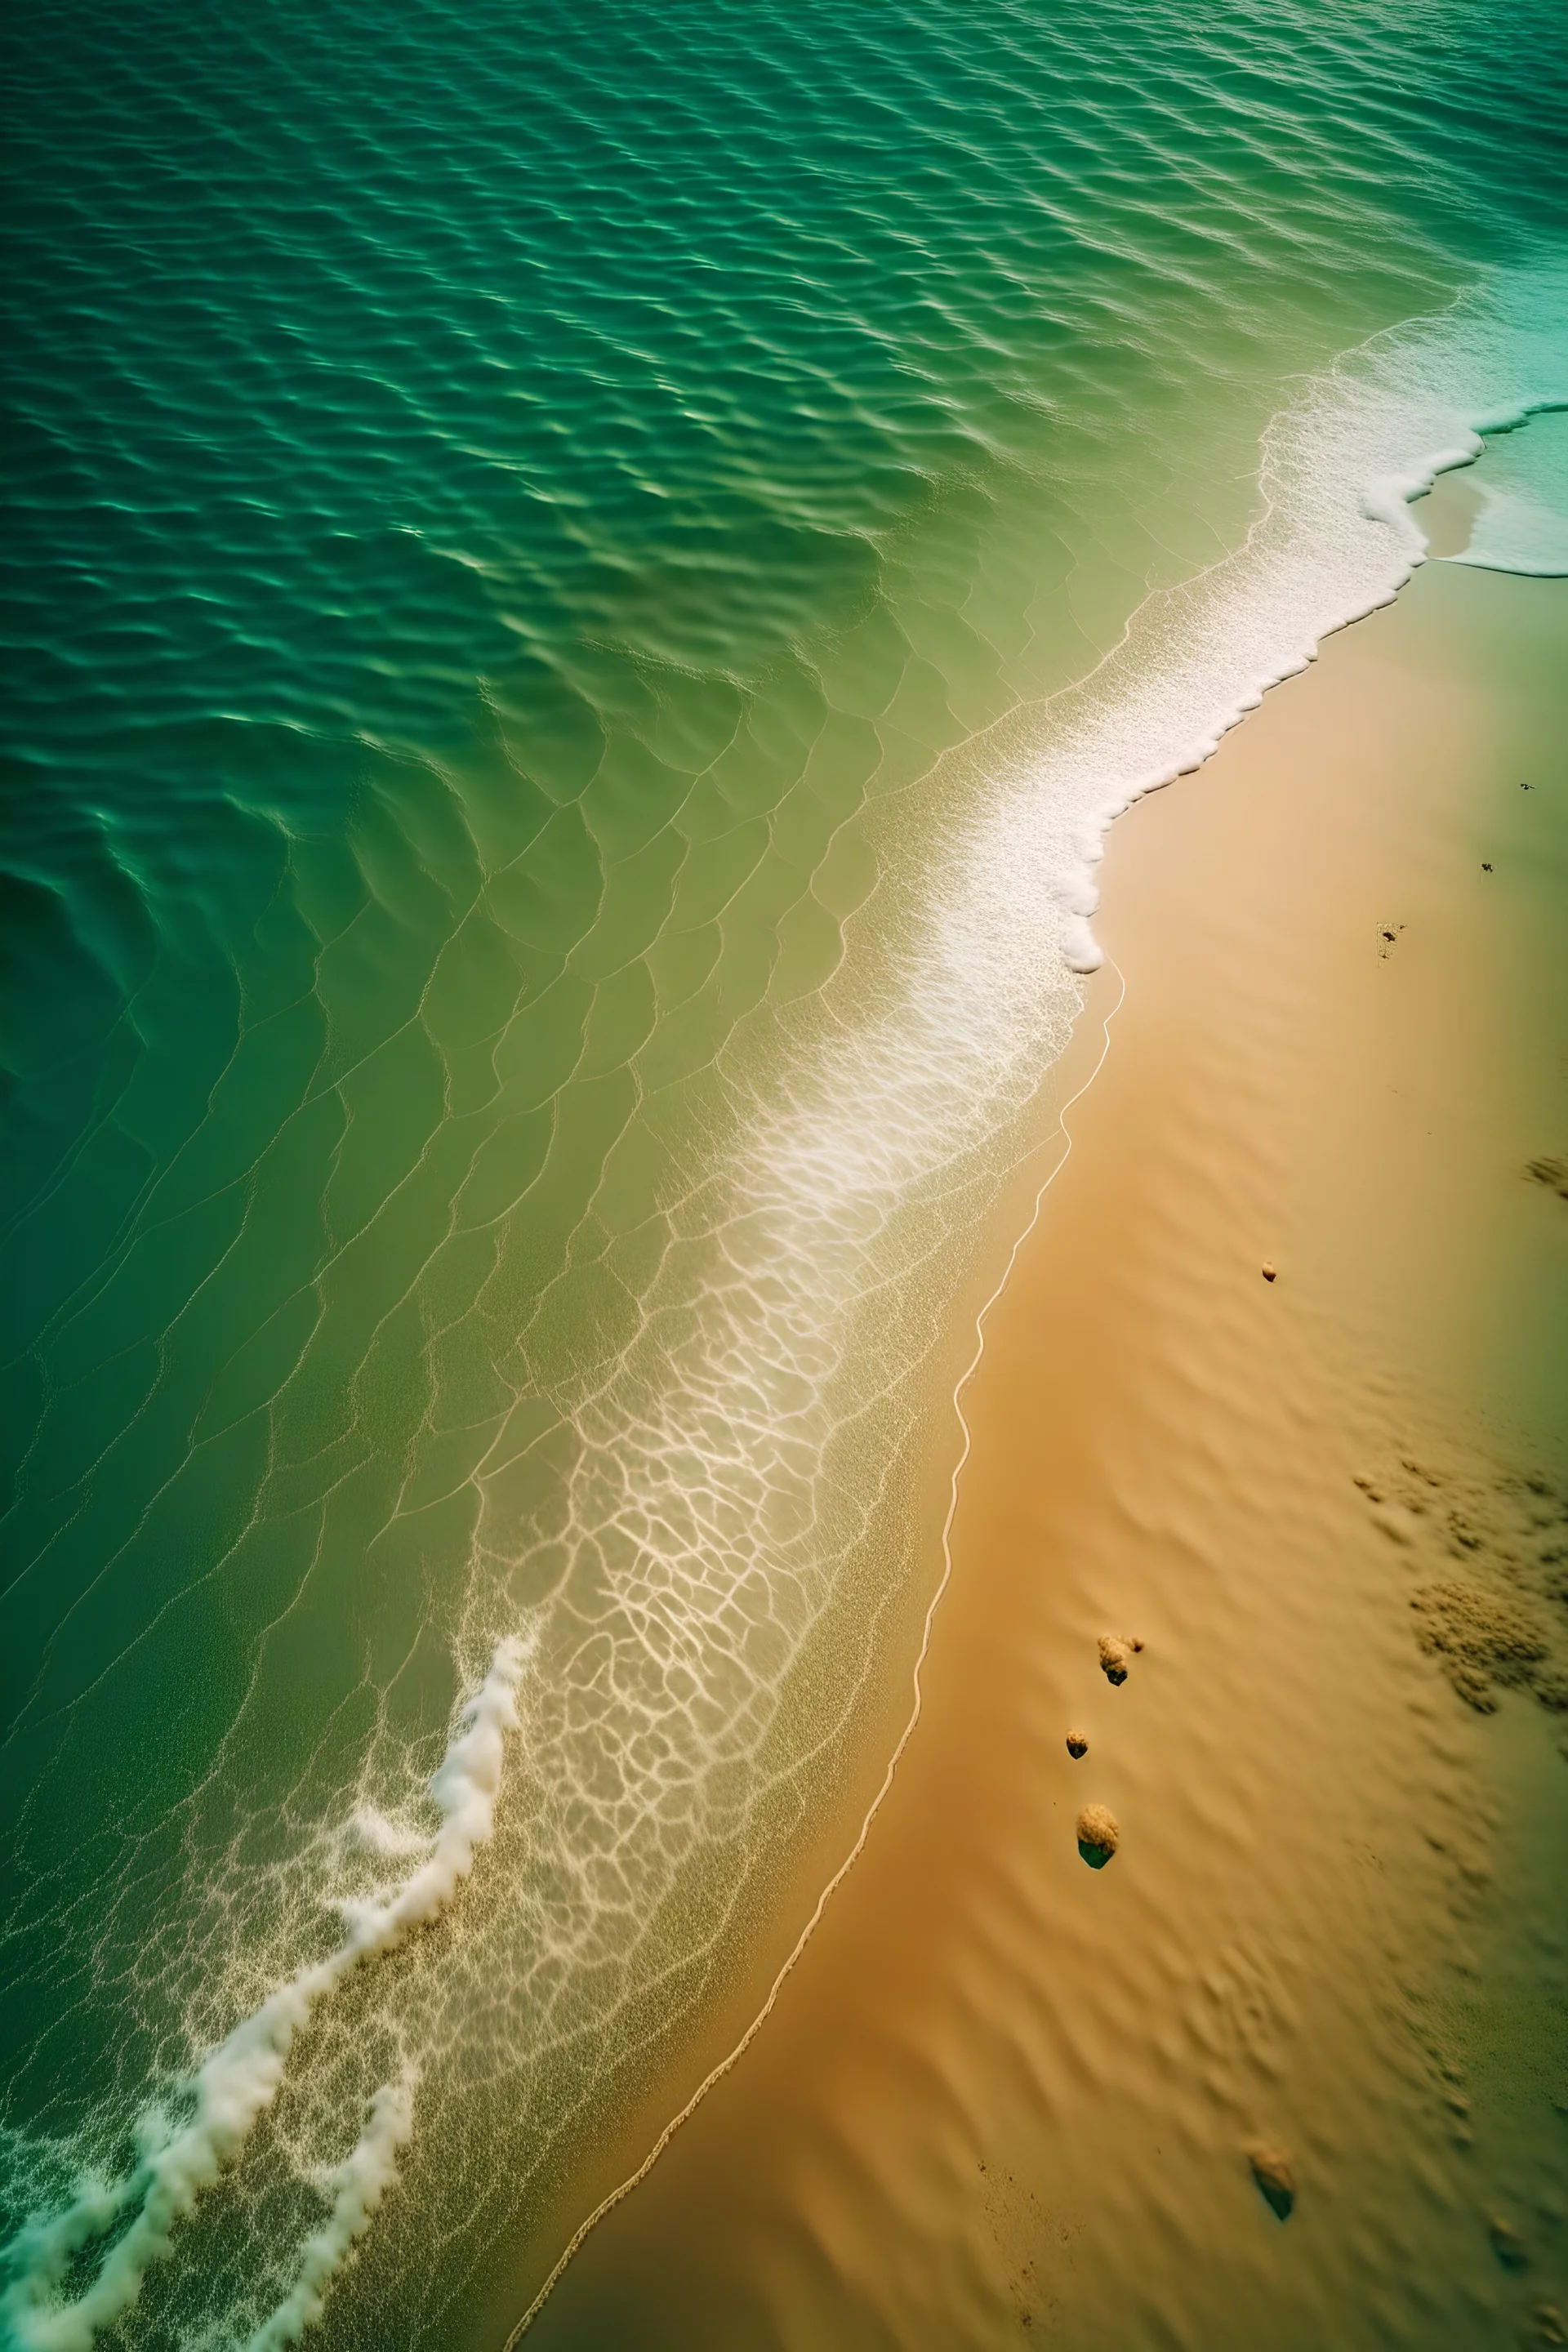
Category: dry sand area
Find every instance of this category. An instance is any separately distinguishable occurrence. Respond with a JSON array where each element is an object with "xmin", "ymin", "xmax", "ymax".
[{"xmin": 528, "ymin": 548, "xmax": 1568, "ymax": 2350}]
